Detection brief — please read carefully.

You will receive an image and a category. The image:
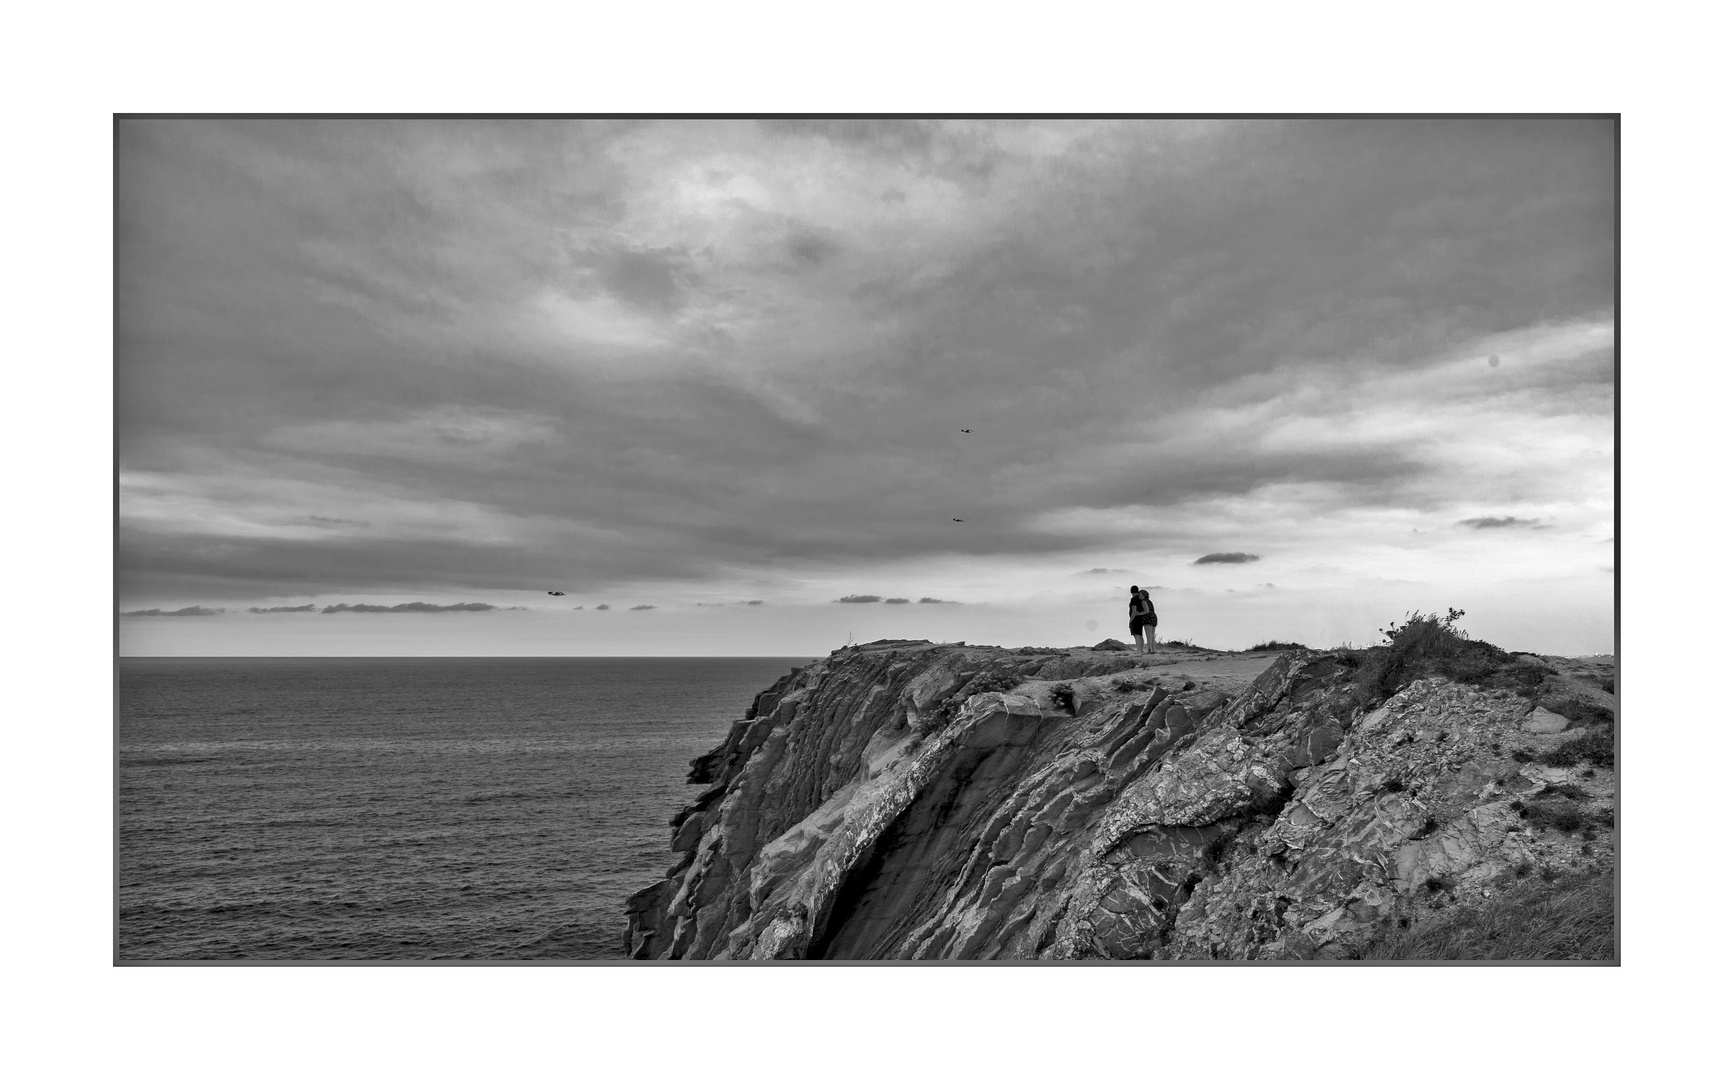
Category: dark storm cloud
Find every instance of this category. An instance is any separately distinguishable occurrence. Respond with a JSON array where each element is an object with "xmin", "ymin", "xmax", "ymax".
[
  {"xmin": 1195, "ymin": 552, "xmax": 1260, "ymax": 565},
  {"xmin": 116, "ymin": 119, "xmax": 1615, "ymax": 606},
  {"xmin": 121, "ymin": 605, "xmax": 224, "ymax": 617},
  {"xmin": 321, "ymin": 602, "xmax": 497, "ymax": 614},
  {"xmin": 248, "ymin": 604, "xmax": 317, "ymax": 613},
  {"xmin": 836, "ymin": 595, "xmax": 882, "ymax": 603},
  {"xmin": 1459, "ymin": 516, "xmax": 1543, "ymax": 529}
]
